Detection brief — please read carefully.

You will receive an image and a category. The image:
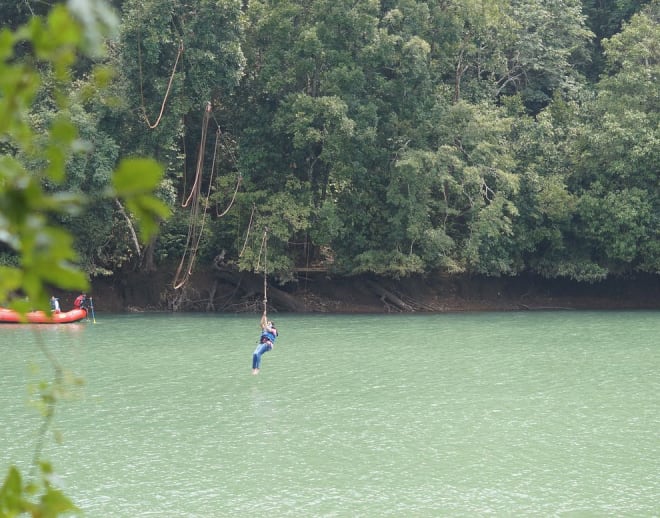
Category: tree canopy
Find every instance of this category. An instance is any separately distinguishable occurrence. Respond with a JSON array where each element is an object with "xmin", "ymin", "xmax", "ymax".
[{"xmin": 2, "ymin": 0, "xmax": 658, "ymax": 293}]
